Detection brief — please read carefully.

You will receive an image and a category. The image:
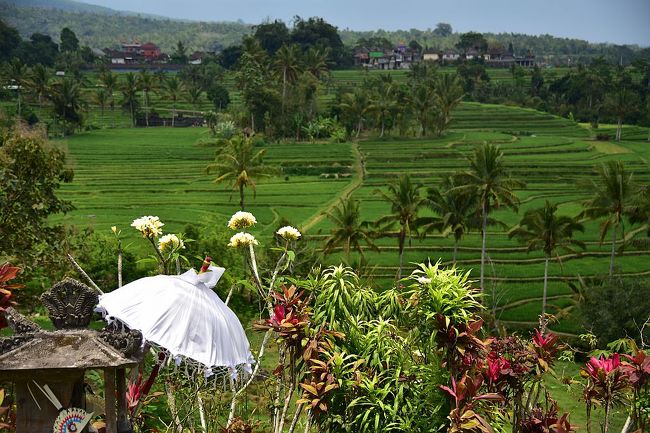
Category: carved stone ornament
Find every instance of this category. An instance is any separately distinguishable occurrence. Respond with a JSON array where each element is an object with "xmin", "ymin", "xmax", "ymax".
[
  {"xmin": 0, "ymin": 307, "xmax": 38, "ymax": 355},
  {"xmin": 40, "ymin": 278, "xmax": 99, "ymax": 329},
  {"xmin": 99, "ymin": 325, "xmax": 143, "ymax": 358}
]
